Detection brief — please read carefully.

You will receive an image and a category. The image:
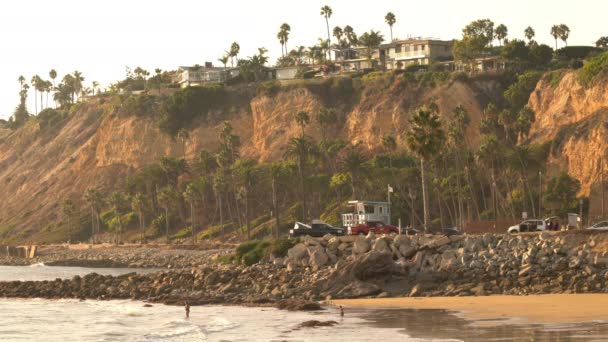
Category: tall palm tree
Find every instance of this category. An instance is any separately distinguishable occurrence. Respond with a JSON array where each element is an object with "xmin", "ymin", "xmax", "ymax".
[
  {"xmin": 18, "ymin": 75, "xmax": 25, "ymax": 88},
  {"xmin": 233, "ymin": 159, "xmax": 257, "ymax": 240},
  {"xmin": 284, "ymin": 136, "xmax": 317, "ymax": 222},
  {"xmin": 558, "ymin": 24, "xmax": 570, "ymax": 47},
  {"xmin": 92, "ymin": 81, "xmax": 99, "ymax": 96},
  {"xmin": 131, "ymin": 193, "xmax": 147, "ymax": 244},
  {"xmin": 381, "ymin": 134, "xmax": 397, "ymax": 168},
  {"xmin": 177, "ymin": 128, "xmax": 190, "ymax": 160},
  {"xmin": 218, "ymin": 55, "xmax": 229, "ymax": 70},
  {"xmin": 84, "ymin": 188, "xmax": 102, "ymax": 243},
  {"xmin": 269, "ymin": 162, "xmax": 287, "ymax": 238},
  {"xmin": 320, "ymin": 5, "xmax": 333, "ymax": 59},
  {"xmin": 495, "ymin": 24, "xmax": 508, "ymax": 46},
  {"xmin": 524, "ymin": 26, "xmax": 535, "ymax": 44},
  {"xmin": 157, "ymin": 186, "xmax": 178, "ymax": 243},
  {"xmin": 344, "ymin": 25, "xmax": 358, "ymax": 47},
  {"xmin": 550, "ymin": 25, "xmax": 561, "ymax": 50},
  {"xmin": 385, "ymin": 12, "xmax": 396, "ymax": 42},
  {"xmin": 340, "ymin": 149, "xmax": 367, "ymax": 198},
  {"xmin": 72, "ymin": 71, "xmax": 84, "ymax": 102},
  {"xmin": 183, "ymin": 183, "xmax": 199, "ymax": 243},
  {"xmin": 108, "ymin": 192, "xmax": 126, "ymax": 244},
  {"xmin": 31, "ymin": 75, "xmax": 39, "ymax": 115},
  {"xmin": 230, "ymin": 42, "xmax": 240, "ymax": 67},
  {"xmin": 62, "ymin": 199, "xmax": 76, "ymax": 243},
  {"xmin": 278, "ymin": 23, "xmax": 291, "ymax": 56},
  {"xmin": 405, "ymin": 107, "xmax": 446, "ymax": 233}
]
